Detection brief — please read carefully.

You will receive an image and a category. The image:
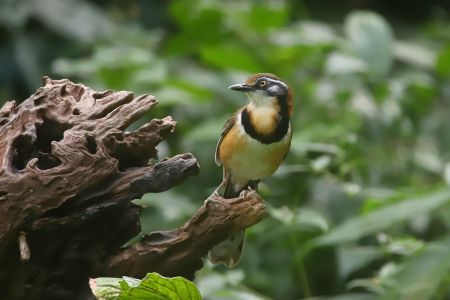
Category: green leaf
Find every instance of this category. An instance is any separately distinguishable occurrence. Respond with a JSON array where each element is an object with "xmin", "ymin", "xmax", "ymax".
[
  {"xmin": 315, "ymin": 188, "xmax": 450, "ymax": 246},
  {"xmin": 383, "ymin": 236, "xmax": 424, "ymax": 256},
  {"xmin": 394, "ymin": 41, "xmax": 436, "ymax": 69},
  {"xmin": 89, "ymin": 277, "xmax": 122, "ymax": 299},
  {"xmin": 436, "ymin": 45, "xmax": 450, "ymax": 77},
  {"xmin": 183, "ymin": 118, "xmax": 226, "ymax": 145},
  {"xmin": 200, "ymin": 44, "xmax": 260, "ymax": 71},
  {"xmin": 380, "ymin": 236, "xmax": 450, "ymax": 300},
  {"xmin": 31, "ymin": 0, "xmax": 113, "ymax": 42},
  {"xmin": 306, "ymin": 293, "xmax": 377, "ymax": 300},
  {"xmin": 345, "ymin": 11, "xmax": 393, "ymax": 76},
  {"xmin": 338, "ymin": 246, "xmax": 383, "ymax": 279},
  {"xmin": 296, "ymin": 208, "xmax": 329, "ymax": 232},
  {"xmin": 231, "ymin": 1, "xmax": 288, "ymax": 32},
  {"xmin": 90, "ymin": 273, "xmax": 202, "ymax": 300},
  {"xmin": 325, "ymin": 52, "xmax": 368, "ymax": 75}
]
